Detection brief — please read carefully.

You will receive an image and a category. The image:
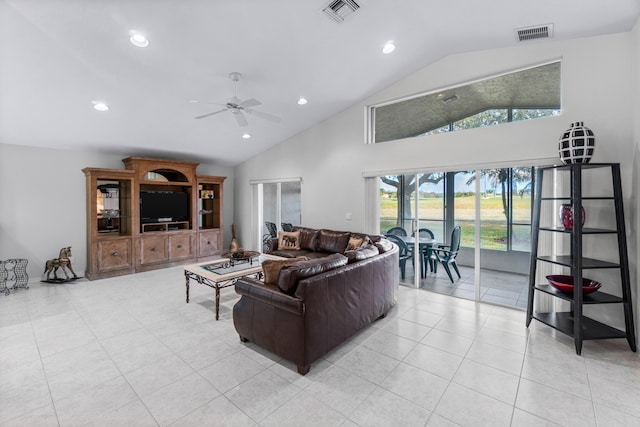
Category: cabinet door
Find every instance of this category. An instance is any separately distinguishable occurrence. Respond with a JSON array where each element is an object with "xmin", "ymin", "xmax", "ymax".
[
  {"xmin": 139, "ymin": 235, "xmax": 168, "ymax": 264},
  {"xmin": 198, "ymin": 229, "xmax": 220, "ymax": 257},
  {"xmin": 96, "ymin": 239, "xmax": 133, "ymax": 271},
  {"xmin": 169, "ymin": 234, "xmax": 195, "ymax": 260}
]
